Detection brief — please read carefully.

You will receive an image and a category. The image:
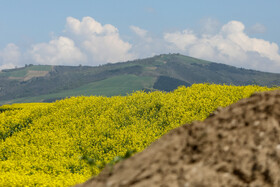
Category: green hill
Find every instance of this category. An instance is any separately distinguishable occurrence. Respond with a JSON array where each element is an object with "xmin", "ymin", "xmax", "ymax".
[{"xmin": 0, "ymin": 53, "xmax": 279, "ymax": 105}]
